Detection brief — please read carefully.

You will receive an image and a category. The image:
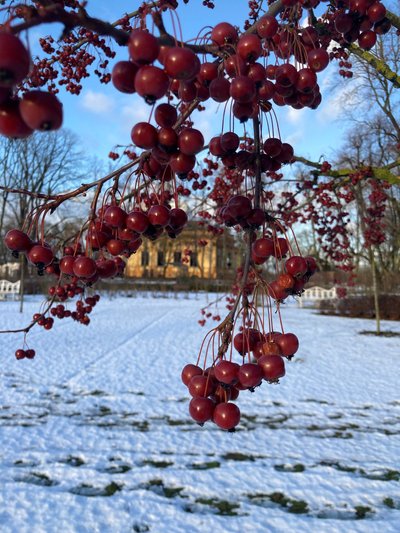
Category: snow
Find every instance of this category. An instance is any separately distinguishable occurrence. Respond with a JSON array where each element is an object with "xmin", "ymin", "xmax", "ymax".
[{"xmin": 0, "ymin": 294, "xmax": 399, "ymax": 533}]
